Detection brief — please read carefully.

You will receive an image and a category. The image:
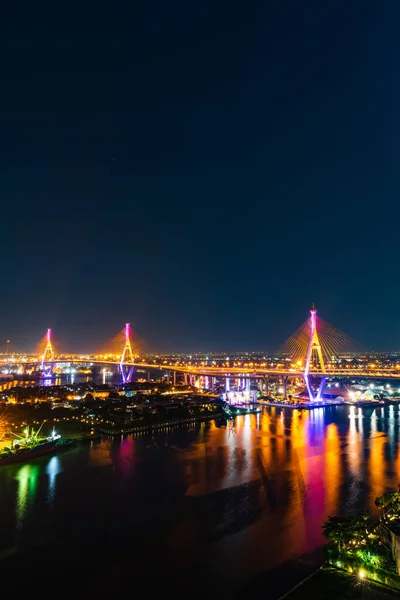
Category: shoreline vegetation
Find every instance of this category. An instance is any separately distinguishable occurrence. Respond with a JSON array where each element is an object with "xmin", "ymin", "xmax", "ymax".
[
  {"xmin": 285, "ymin": 488, "xmax": 400, "ymax": 598},
  {"xmin": 322, "ymin": 488, "xmax": 400, "ymax": 587}
]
